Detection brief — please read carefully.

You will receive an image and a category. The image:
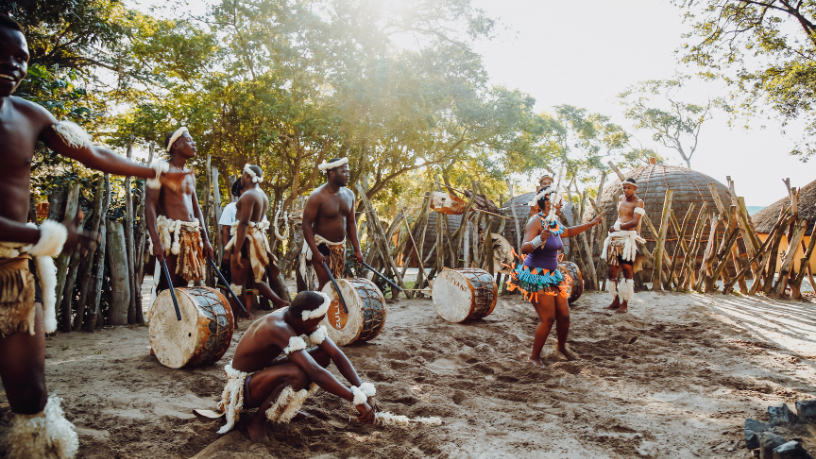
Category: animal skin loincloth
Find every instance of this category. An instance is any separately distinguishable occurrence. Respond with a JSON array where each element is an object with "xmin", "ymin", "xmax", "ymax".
[
  {"xmin": 225, "ymin": 220, "xmax": 276, "ymax": 283},
  {"xmin": 150, "ymin": 215, "xmax": 206, "ymax": 282},
  {"xmin": 299, "ymin": 235, "xmax": 345, "ymax": 290}
]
